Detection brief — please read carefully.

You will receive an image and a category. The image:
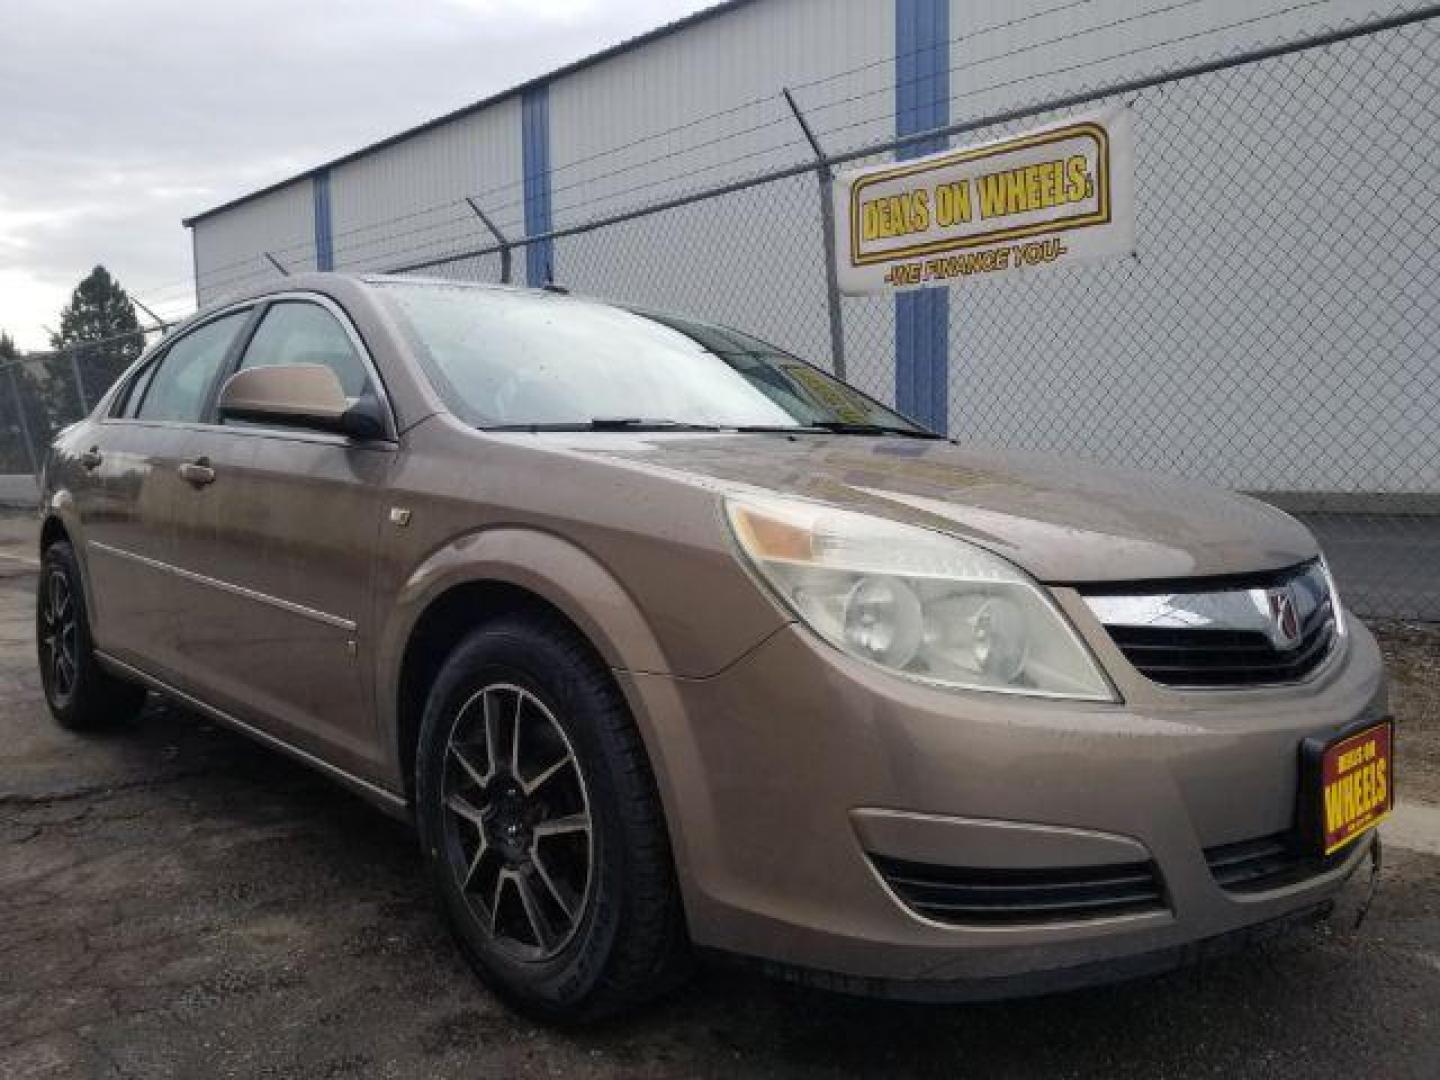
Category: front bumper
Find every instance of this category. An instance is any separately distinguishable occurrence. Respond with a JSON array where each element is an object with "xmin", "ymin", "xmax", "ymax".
[{"xmin": 618, "ymin": 611, "xmax": 1388, "ymax": 988}]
